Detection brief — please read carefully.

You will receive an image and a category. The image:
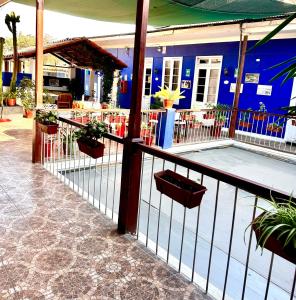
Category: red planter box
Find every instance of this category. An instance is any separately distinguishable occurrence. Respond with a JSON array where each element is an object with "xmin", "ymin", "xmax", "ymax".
[
  {"xmin": 38, "ymin": 123, "xmax": 58, "ymax": 135},
  {"xmin": 144, "ymin": 135, "xmax": 153, "ymax": 146},
  {"xmin": 154, "ymin": 169, "xmax": 207, "ymax": 209},
  {"xmin": 267, "ymin": 125, "xmax": 283, "ymax": 134},
  {"xmin": 239, "ymin": 121, "xmax": 251, "ymax": 128},
  {"xmin": 252, "ymin": 214, "xmax": 296, "ymax": 264},
  {"xmin": 253, "ymin": 114, "xmax": 267, "ymax": 121},
  {"xmin": 77, "ymin": 138, "xmax": 104, "ymax": 159},
  {"xmin": 203, "ymin": 113, "xmax": 215, "ymax": 119}
]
